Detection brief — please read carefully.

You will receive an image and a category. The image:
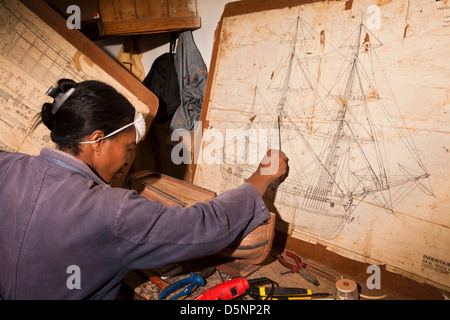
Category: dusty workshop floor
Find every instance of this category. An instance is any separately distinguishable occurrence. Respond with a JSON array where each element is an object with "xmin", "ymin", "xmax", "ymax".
[{"xmin": 121, "ymin": 254, "xmax": 394, "ymax": 301}]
